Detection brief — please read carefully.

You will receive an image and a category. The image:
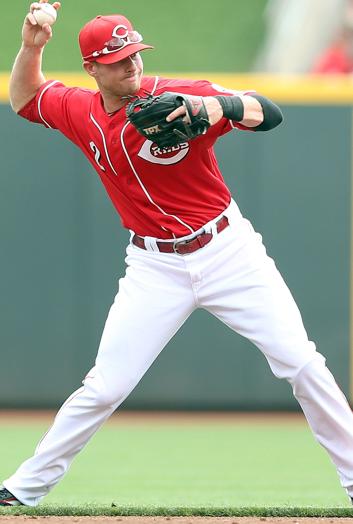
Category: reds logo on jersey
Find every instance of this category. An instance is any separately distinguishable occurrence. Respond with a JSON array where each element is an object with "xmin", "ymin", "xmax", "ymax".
[{"xmin": 138, "ymin": 140, "xmax": 190, "ymax": 165}]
